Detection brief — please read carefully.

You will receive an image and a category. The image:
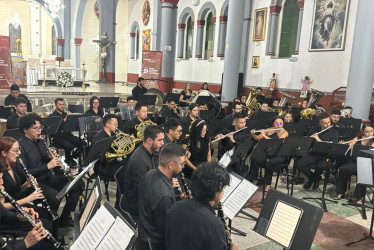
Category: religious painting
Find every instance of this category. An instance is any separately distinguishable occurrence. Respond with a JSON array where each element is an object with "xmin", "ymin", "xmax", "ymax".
[
  {"xmin": 253, "ymin": 8, "xmax": 267, "ymax": 41},
  {"xmin": 94, "ymin": 0, "xmax": 99, "ymax": 19},
  {"xmin": 309, "ymin": 0, "xmax": 350, "ymax": 51},
  {"xmin": 252, "ymin": 56, "xmax": 260, "ymax": 68},
  {"xmin": 142, "ymin": 0, "xmax": 151, "ymax": 26},
  {"xmin": 142, "ymin": 29, "xmax": 151, "ymax": 51}
]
